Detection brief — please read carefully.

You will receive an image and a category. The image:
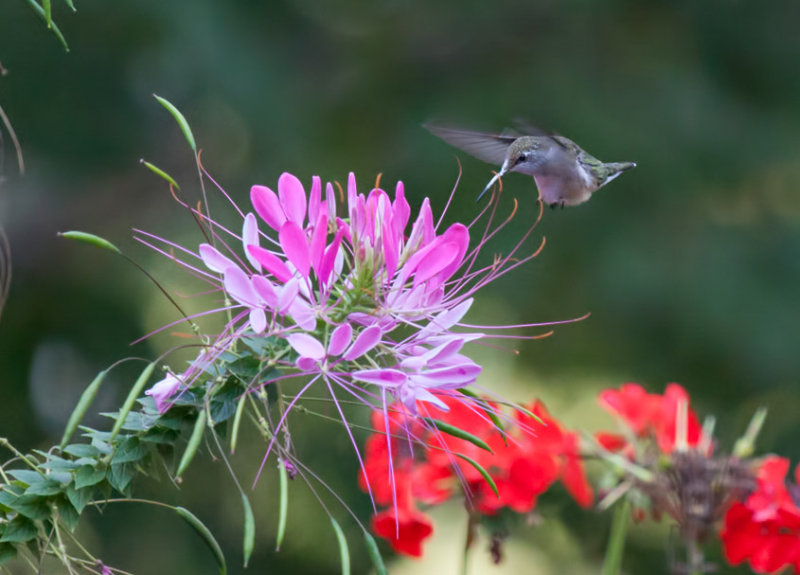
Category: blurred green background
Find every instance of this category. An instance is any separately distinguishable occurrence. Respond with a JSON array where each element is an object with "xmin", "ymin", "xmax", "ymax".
[{"xmin": 1, "ymin": 0, "xmax": 800, "ymax": 573}]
